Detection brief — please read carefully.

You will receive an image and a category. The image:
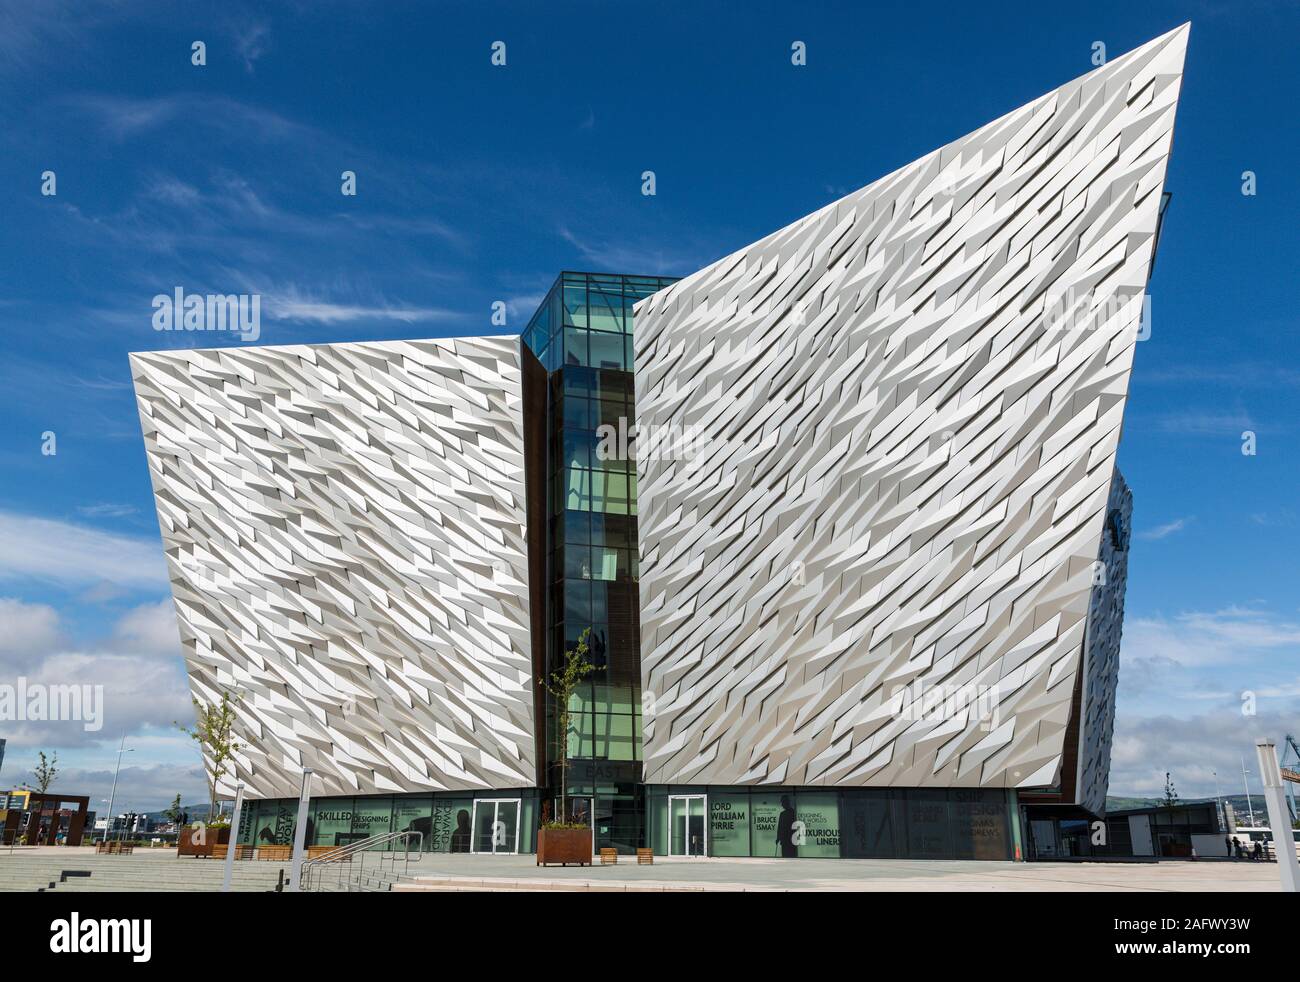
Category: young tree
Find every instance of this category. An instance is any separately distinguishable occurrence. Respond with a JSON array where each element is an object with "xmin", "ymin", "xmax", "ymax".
[
  {"xmin": 1162, "ymin": 771, "xmax": 1180, "ymax": 810},
  {"xmin": 164, "ymin": 793, "xmax": 184, "ymax": 826},
  {"xmin": 540, "ymin": 628, "xmax": 596, "ymax": 824},
  {"xmin": 30, "ymin": 751, "xmax": 58, "ymax": 793},
  {"xmin": 176, "ymin": 691, "xmax": 242, "ymax": 822}
]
